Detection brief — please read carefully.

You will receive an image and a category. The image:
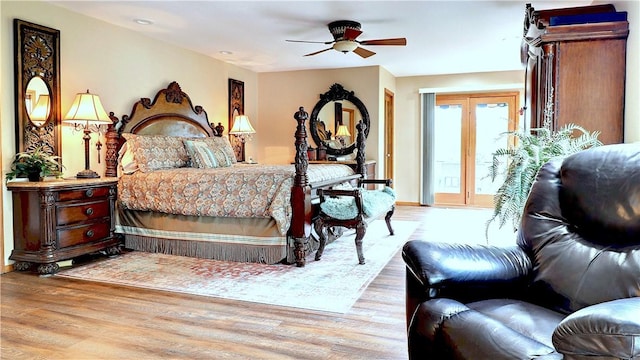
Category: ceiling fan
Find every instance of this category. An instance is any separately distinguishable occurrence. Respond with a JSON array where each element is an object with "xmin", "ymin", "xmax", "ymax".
[{"xmin": 286, "ymin": 20, "xmax": 407, "ymax": 58}]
